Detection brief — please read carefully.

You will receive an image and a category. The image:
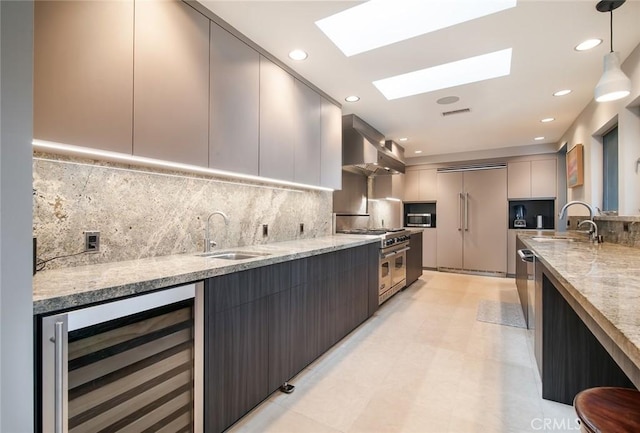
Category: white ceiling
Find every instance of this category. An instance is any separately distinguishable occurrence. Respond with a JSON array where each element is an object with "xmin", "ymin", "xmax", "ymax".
[{"xmin": 200, "ymin": 0, "xmax": 640, "ymax": 162}]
